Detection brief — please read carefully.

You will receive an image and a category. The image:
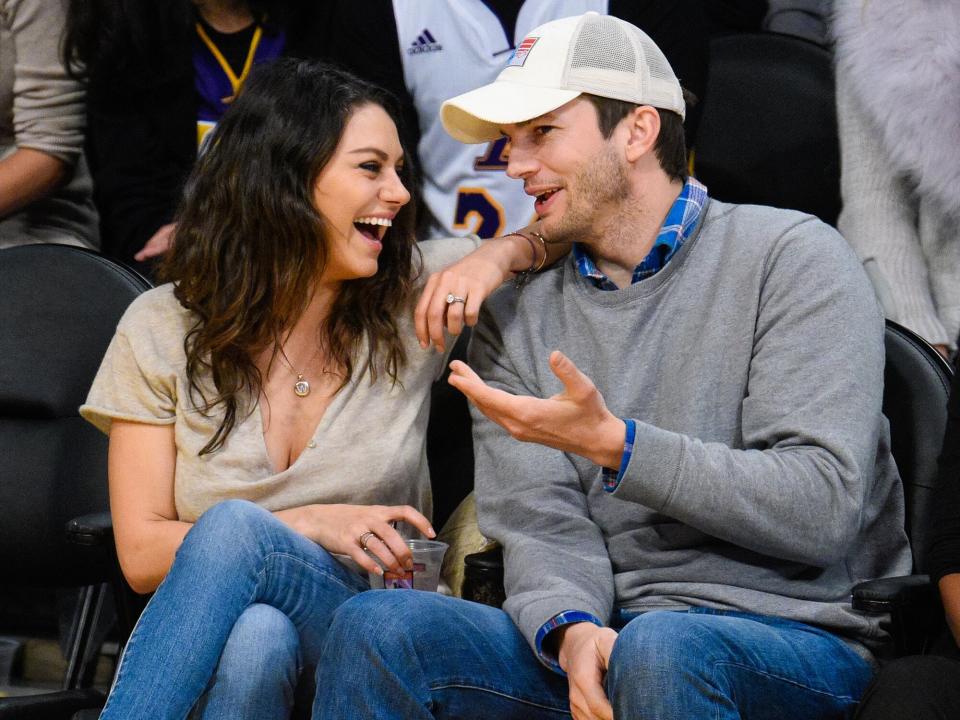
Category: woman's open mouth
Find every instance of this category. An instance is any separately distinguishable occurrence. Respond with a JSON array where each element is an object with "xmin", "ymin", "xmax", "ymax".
[{"xmin": 353, "ymin": 216, "xmax": 392, "ymax": 243}]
